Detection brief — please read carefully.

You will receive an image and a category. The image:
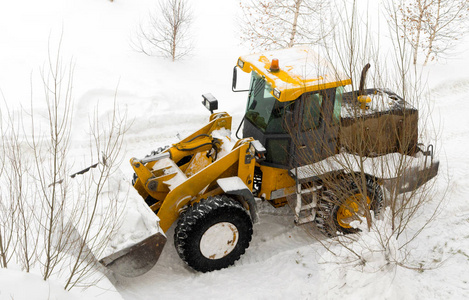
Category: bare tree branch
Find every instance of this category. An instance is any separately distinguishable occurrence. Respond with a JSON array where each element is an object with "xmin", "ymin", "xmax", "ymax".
[
  {"xmin": 389, "ymin": 0, "xmax": 469, "ymax": 65},
  {"xmin": 132, "ymin": 0, "xmax": 193, "ymax": 61},
  {"xmin": 239, "ymin": 0, "xmax": 332, "ymax": 51}
]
